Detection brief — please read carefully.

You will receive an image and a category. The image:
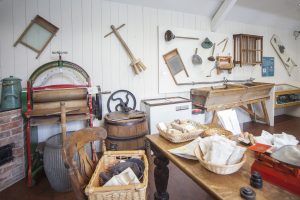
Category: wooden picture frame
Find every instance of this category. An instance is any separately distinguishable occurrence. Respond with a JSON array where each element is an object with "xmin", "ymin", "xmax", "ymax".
[
  {"xmin": 163, "ymin": 49, "xmax": 189, "ymax": 84},
  {"xmin": 14, "ymin": 15, "xmax": 59, "ymax": 59}
]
